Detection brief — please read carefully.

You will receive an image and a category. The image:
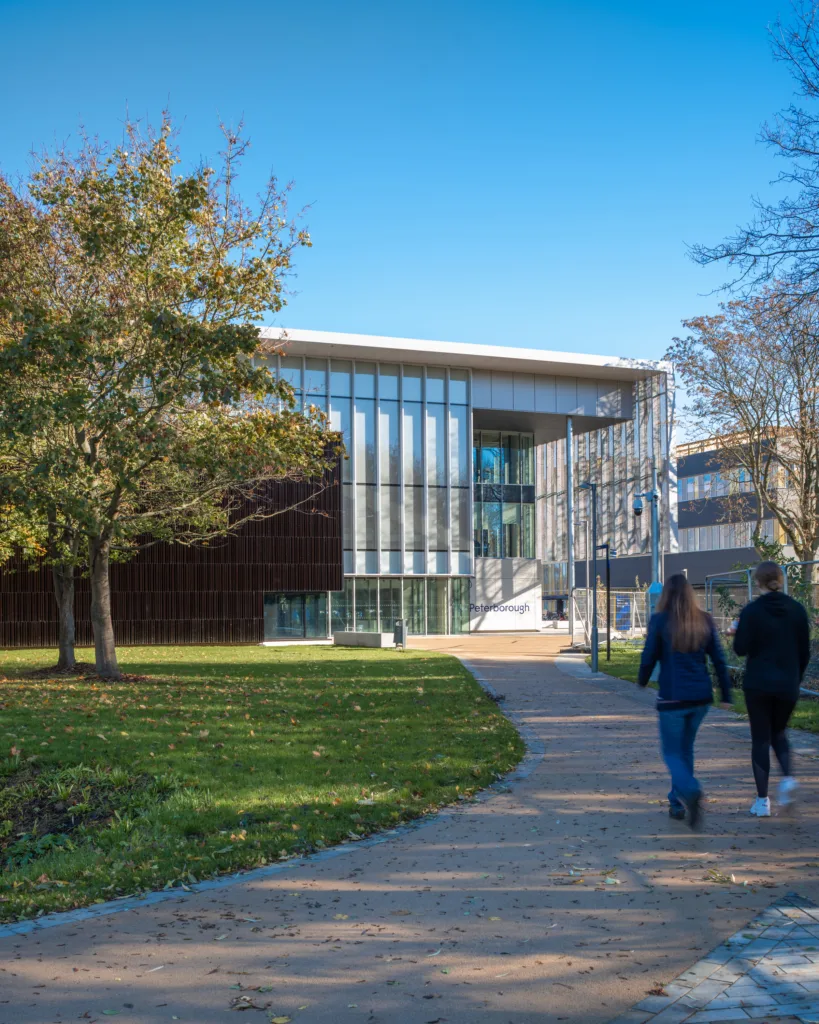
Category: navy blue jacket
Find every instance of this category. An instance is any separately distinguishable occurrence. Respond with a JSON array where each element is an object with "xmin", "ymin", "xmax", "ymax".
[{"xmin": 638, "ymin": 611, "xmax": 732, "ymax": 707}]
